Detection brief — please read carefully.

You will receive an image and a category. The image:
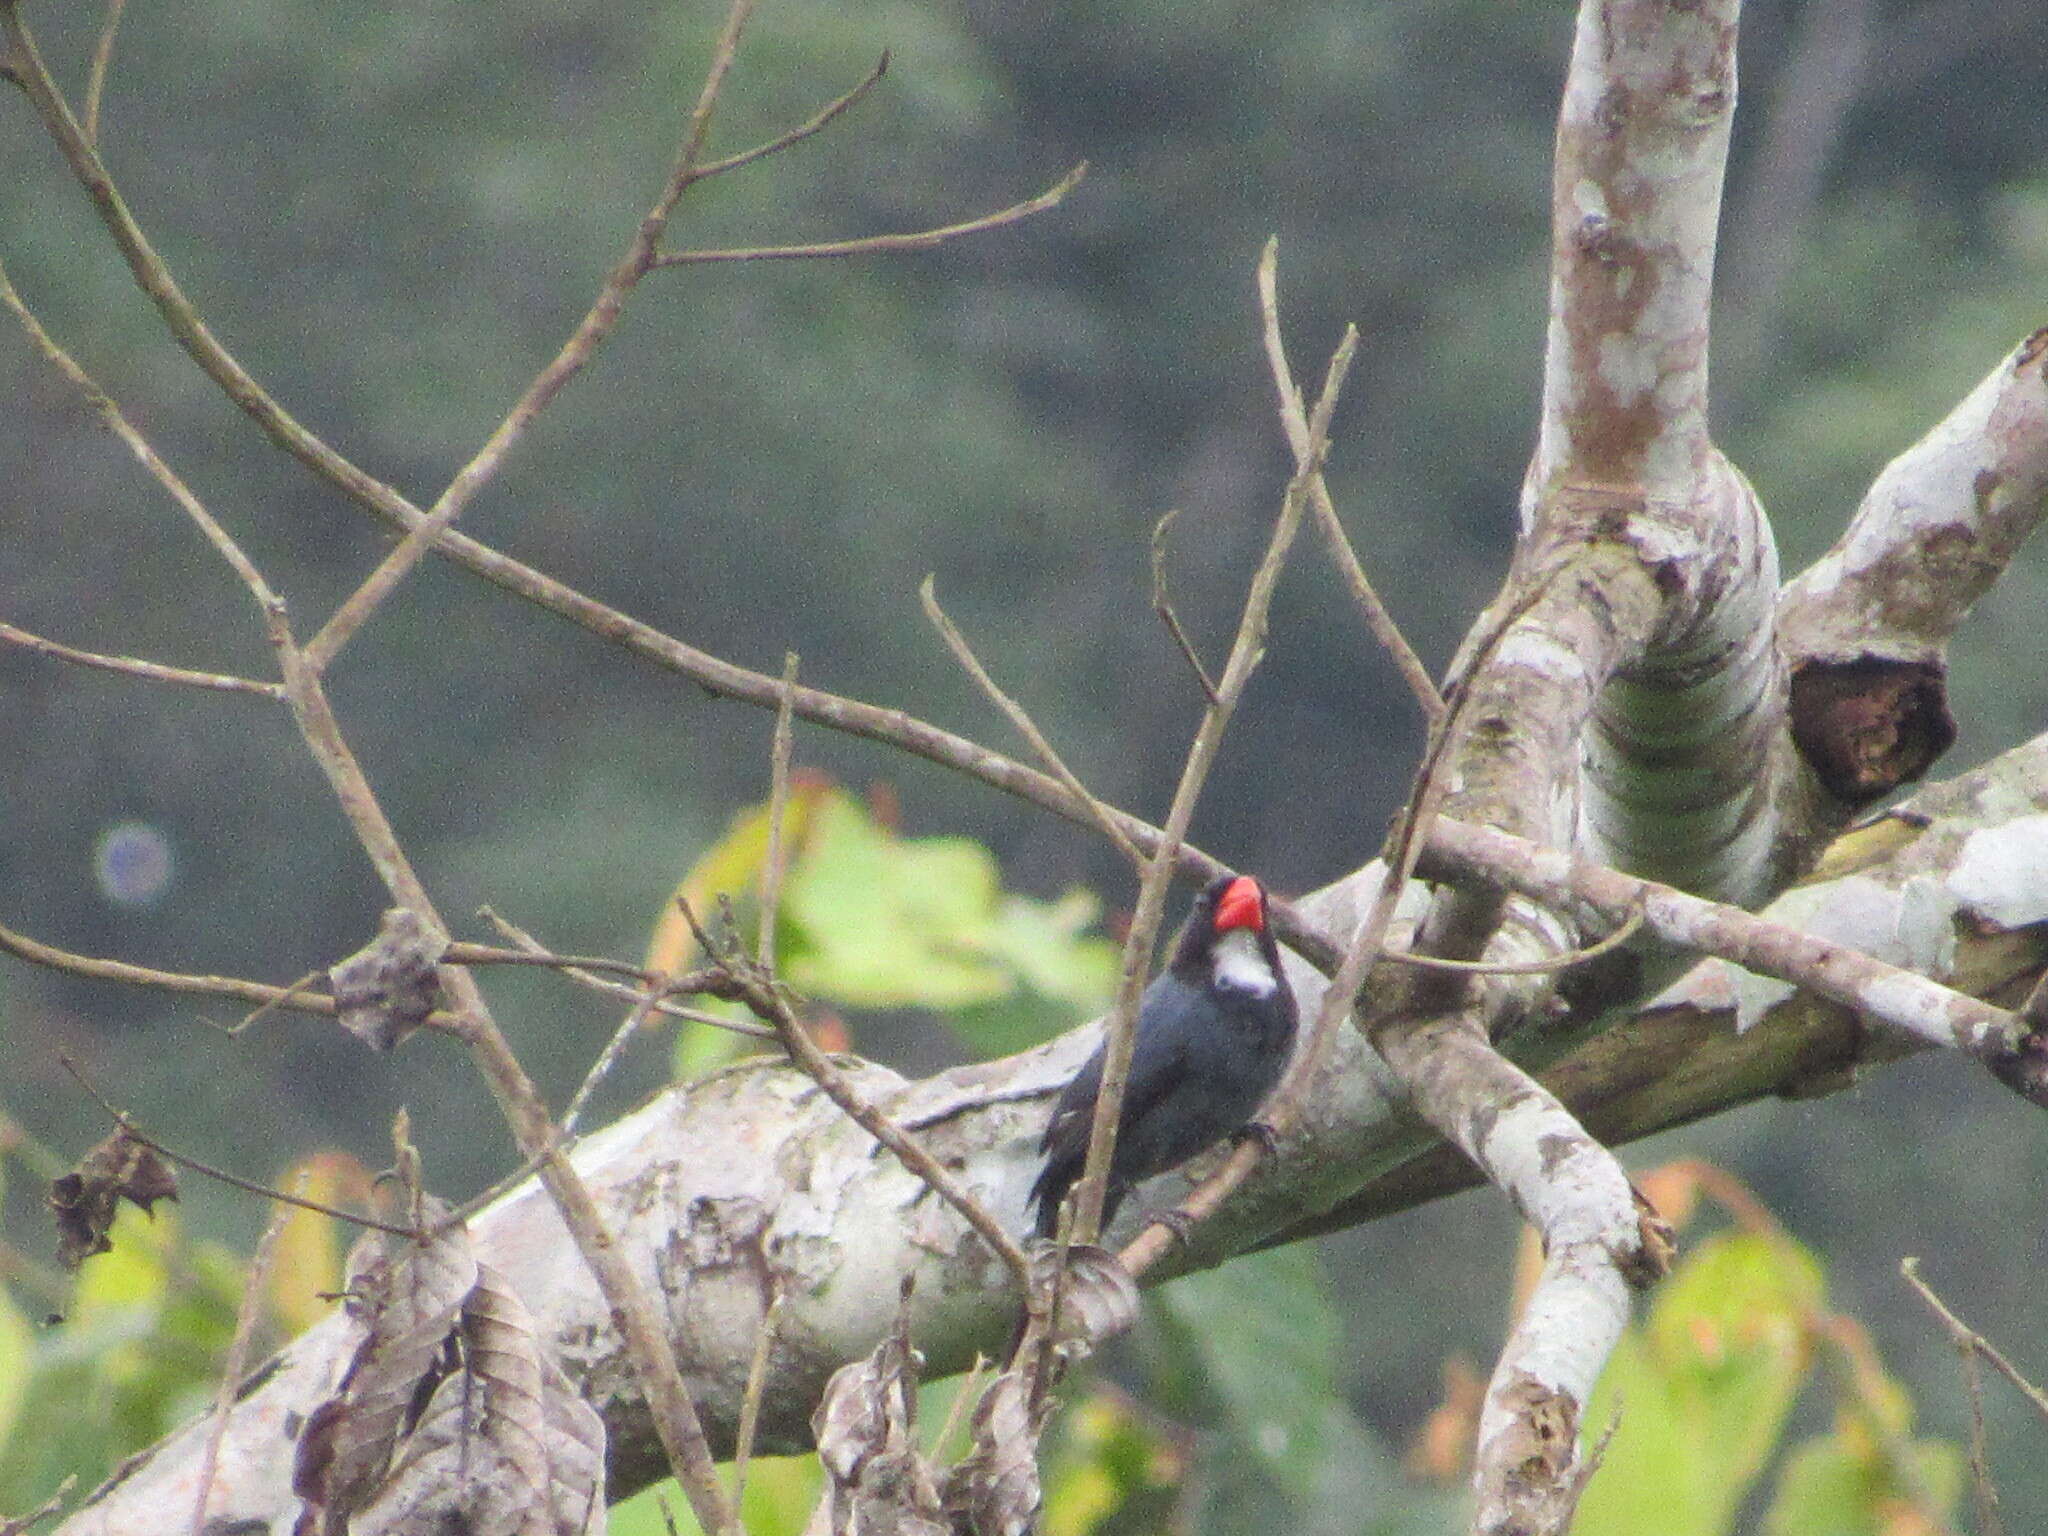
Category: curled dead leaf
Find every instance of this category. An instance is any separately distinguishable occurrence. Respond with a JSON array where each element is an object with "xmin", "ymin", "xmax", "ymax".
[
  {"xmin": 330, "ymin": 908, "xmax": 448, "ymax": 1051},
  {"xmin": 47, "ymin": 1127, "xmax": 178, "ymax": 1269},
  {"xmin": 942, "ymin": 1370, "xmax": 1045, "ymax": 1536}
]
